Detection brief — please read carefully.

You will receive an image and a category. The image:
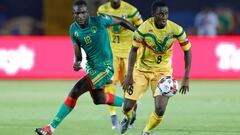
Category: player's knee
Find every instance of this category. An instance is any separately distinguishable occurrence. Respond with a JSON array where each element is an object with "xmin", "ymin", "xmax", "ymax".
[
  {"xmin": 69, "ymin": 87, "xmax": 81, "ymax": 97},
  {"xmin": 123, "ymin": 106, "xmax": 132, "ymax": 112},
  {"xmin": 155, "ymin": 107, "xmax": 166, "ymax": 116},
  {"xmin": 123, "ymin": 103, "xmax": 134, "ymax": 112},
  {"xmin": 92, "ymin": 98, "xmax": 105, "ymax": 105}
]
